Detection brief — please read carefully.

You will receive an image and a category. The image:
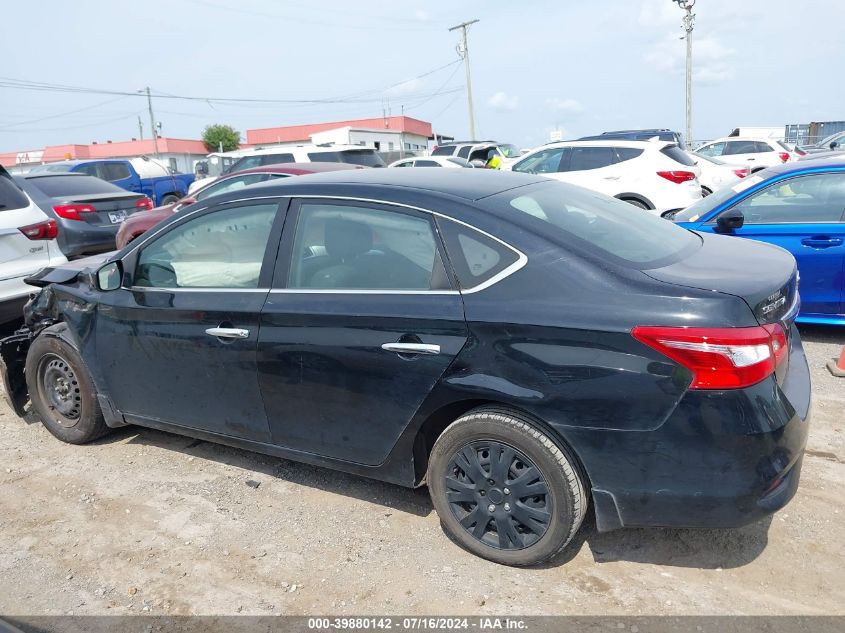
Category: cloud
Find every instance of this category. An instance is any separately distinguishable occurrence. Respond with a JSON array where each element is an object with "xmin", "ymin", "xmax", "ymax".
[
  {"xmin": 487, "ymin": 91, "xmax": 519, "ymax": 111},
  {"xmin": 545, "ymin": 98, "xmax": 584, "ymax": 114},
  {"xmin": 643, "ymin": 33, "xmax": 736, "ymax": 85},
  {"xmin": 414, "ymin": 8, "xmax": 429, "ymax": 21}
]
